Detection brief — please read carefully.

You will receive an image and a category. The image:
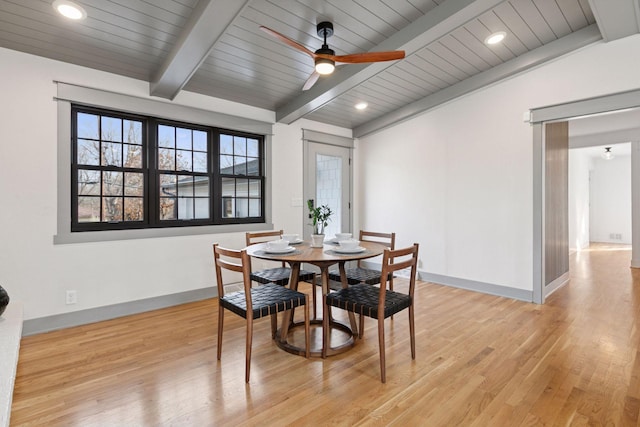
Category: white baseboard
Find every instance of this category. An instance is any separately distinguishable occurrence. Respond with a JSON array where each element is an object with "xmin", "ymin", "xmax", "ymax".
[{"xmin": 23, "ymin": 288, "xmax": 216, "ymax": 336}]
